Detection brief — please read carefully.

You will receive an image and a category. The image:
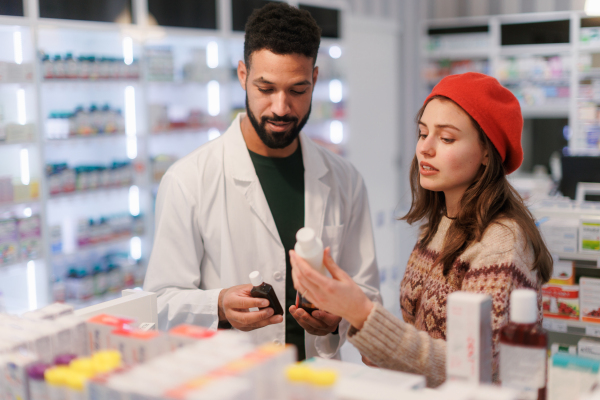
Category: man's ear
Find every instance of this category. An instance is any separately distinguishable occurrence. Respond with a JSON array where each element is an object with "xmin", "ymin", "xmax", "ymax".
[
  {"xmin": 312, "ymin": 65, "xmax": 319, "ymax": 88},
  {"xmin": 238, "ymin": 60, "xmax": 248, "ymax": 91}
]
